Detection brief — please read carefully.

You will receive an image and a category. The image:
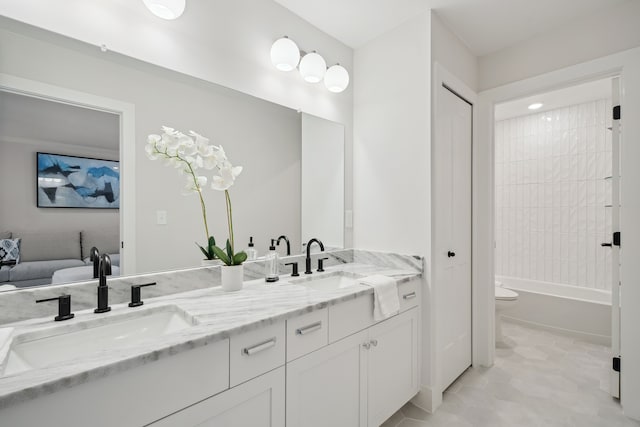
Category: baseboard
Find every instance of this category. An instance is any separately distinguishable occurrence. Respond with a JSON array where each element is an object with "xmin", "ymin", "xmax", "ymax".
[
  {"xmin": 502, "ymin": 316, "xmax": 611, "ymax": 346},
  {"xmin": 411, "ymin": 385, "xmax": 442, "ymax": 414}
]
